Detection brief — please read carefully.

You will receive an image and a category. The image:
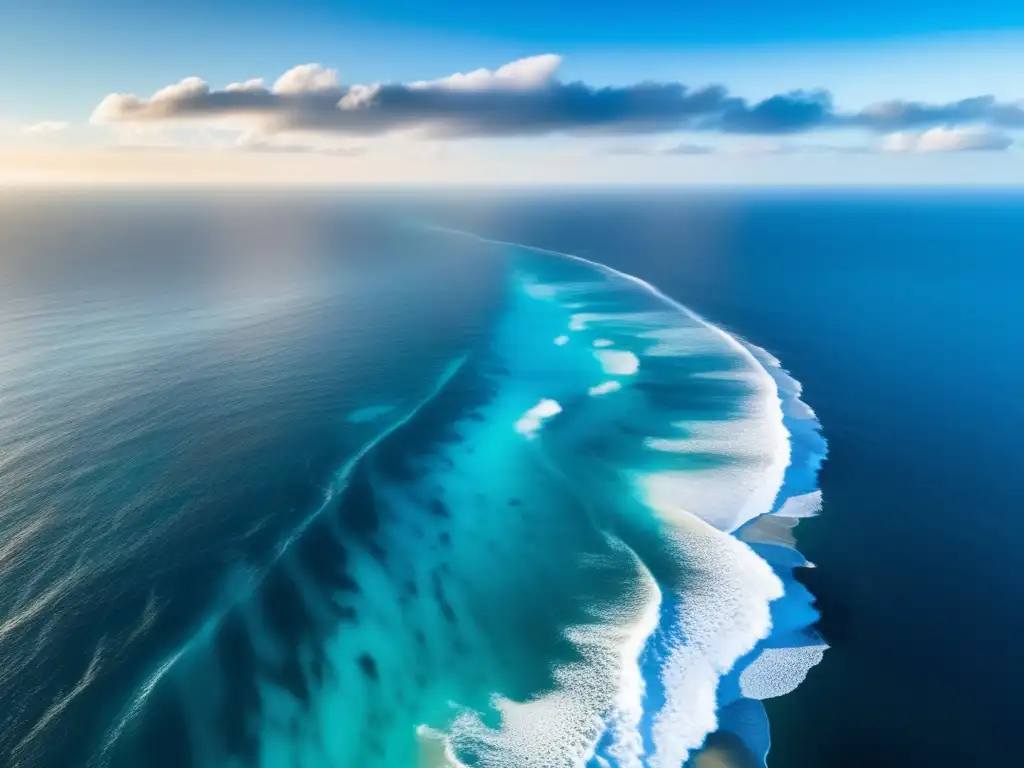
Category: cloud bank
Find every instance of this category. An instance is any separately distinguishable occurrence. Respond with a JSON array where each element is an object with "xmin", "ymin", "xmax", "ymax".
[{"xmin": 91, "ymin": 55, "xmax": 1023, "ymax": 147}]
